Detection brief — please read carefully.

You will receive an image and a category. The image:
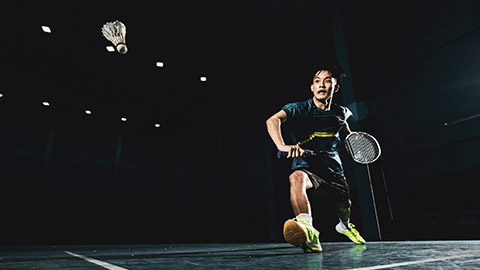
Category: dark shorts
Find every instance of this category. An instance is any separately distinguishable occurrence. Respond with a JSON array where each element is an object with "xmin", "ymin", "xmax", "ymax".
[{"xmin": 297, "ymin": 168, "xmax": 350, "ymax": 202}]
